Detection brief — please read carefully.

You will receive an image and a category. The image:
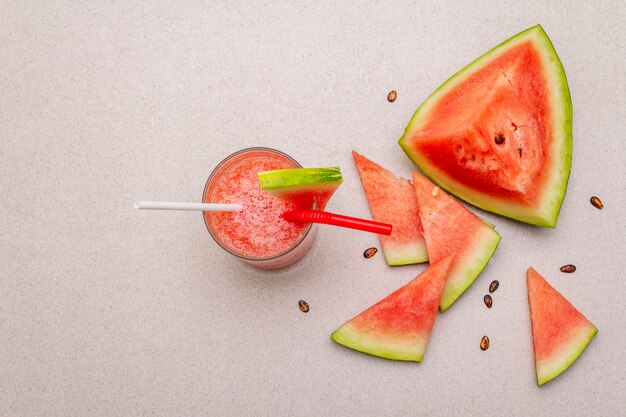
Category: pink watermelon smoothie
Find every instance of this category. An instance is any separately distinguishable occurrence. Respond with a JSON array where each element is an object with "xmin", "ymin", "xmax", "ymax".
[{"xmin": 203, "ymin": 148, "xmax": 316, "ymax": 269}]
